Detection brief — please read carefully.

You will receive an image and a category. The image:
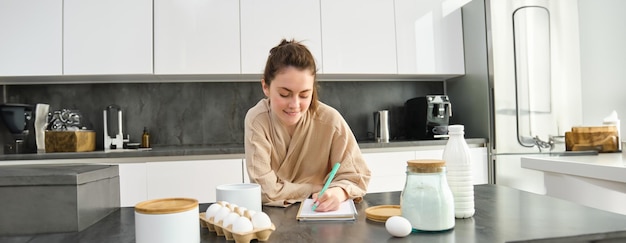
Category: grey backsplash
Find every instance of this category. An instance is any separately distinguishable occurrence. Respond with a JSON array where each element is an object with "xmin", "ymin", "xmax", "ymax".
[{"xmin": 0, "ymin": 81, "xmax": 443, "ymax": 149}]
